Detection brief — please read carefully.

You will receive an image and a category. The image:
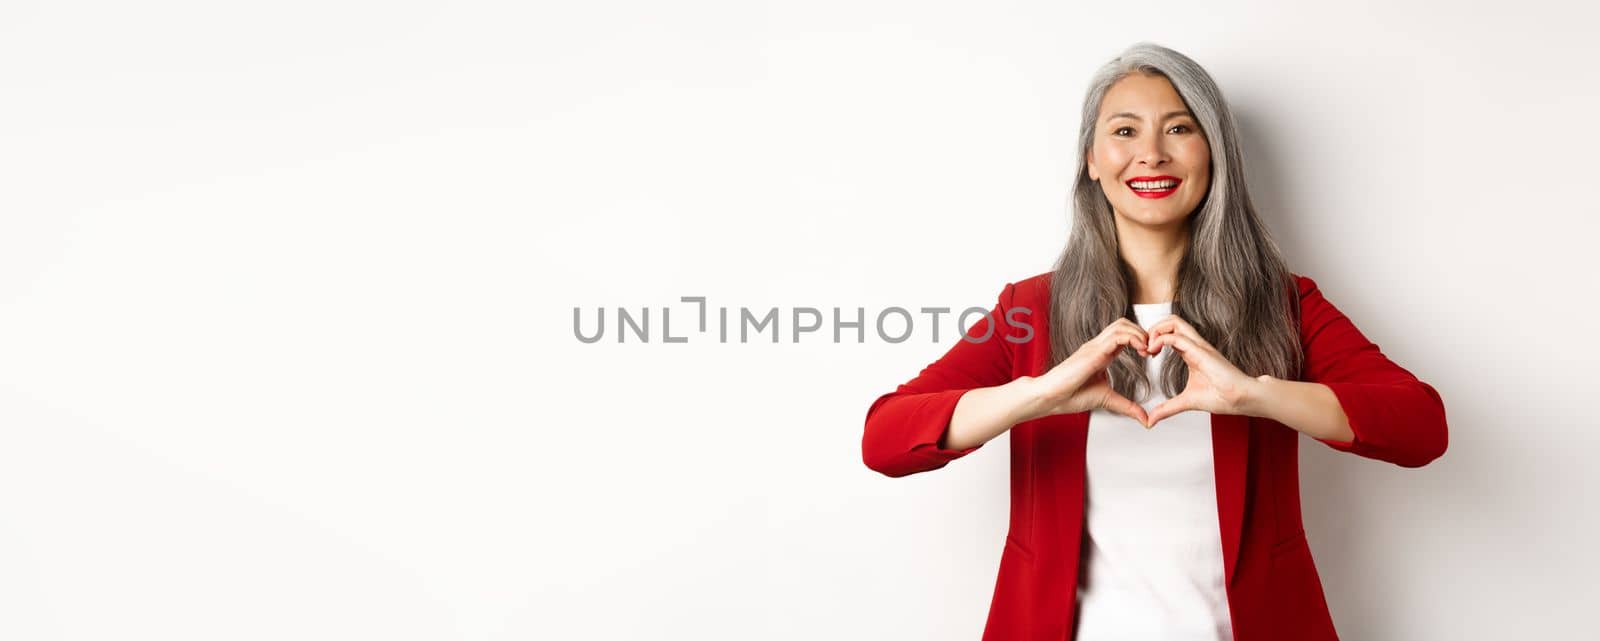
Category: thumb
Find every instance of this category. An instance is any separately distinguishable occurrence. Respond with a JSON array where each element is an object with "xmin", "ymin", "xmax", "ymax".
[
  {"xmin": 1146, "ymin": 393, "xmax": 1192, "ymax": 428},
  {"xmin": 1100, "ymin": 390, "xmax": 1149, "ymax": 428}
]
